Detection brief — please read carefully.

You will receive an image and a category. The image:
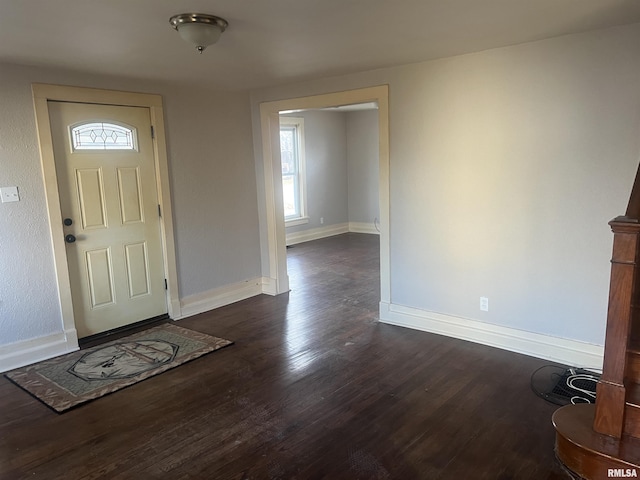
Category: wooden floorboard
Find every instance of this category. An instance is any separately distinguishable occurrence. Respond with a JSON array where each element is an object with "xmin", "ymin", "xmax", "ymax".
[{"xmin": 1, "ymin": 233, "xmax": 570, "ymax": 479}]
